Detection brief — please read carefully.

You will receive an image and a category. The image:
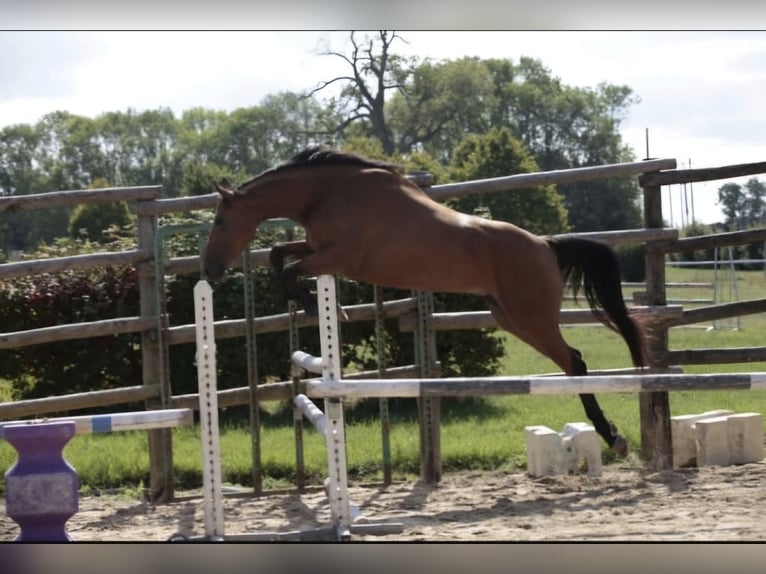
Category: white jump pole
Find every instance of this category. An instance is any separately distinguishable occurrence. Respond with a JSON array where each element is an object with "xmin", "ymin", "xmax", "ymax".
[
  {"xmin": 194, "ymin": 280, "xmax": 225, "ymax": 540},
  {"xmin": 293, "ymin": 393, "xmax": 328, "ymax": 437}
]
